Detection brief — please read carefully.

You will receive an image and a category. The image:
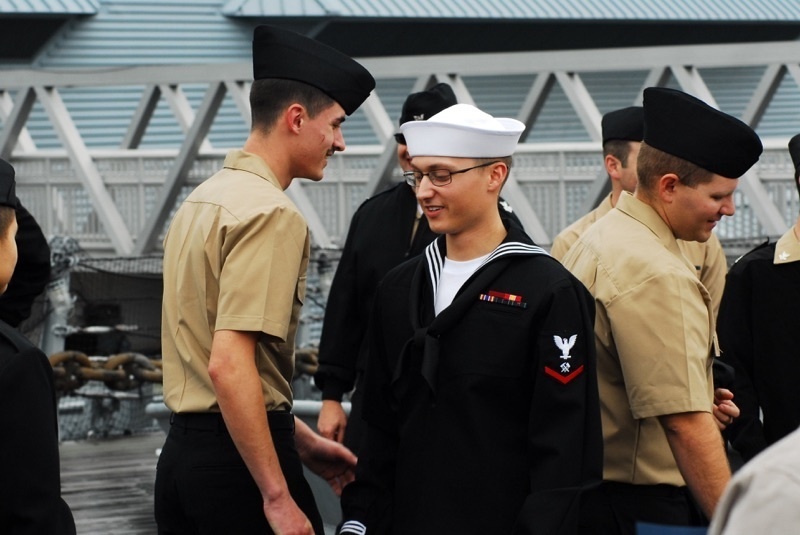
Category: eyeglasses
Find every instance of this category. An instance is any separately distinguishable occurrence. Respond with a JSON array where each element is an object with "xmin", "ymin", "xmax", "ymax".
[{"xmin": 403, "ymin": 161, "xmax": 500, "ymax": 188}]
